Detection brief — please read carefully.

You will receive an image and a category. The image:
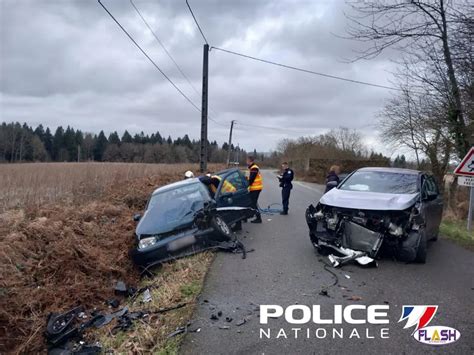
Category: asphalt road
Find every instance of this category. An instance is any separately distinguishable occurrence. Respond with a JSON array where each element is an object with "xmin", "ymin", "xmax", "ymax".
[{"xmin": 181, "ymin": 170, "xmax": 474, "ymax": 355}]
